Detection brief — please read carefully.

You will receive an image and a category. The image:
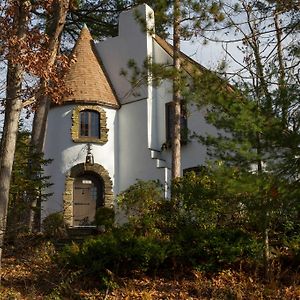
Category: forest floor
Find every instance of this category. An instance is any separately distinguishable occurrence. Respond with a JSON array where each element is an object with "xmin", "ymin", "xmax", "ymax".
[{"xmin": 1, "ymin": 234, "xmax": 300, "ymax": 299}]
